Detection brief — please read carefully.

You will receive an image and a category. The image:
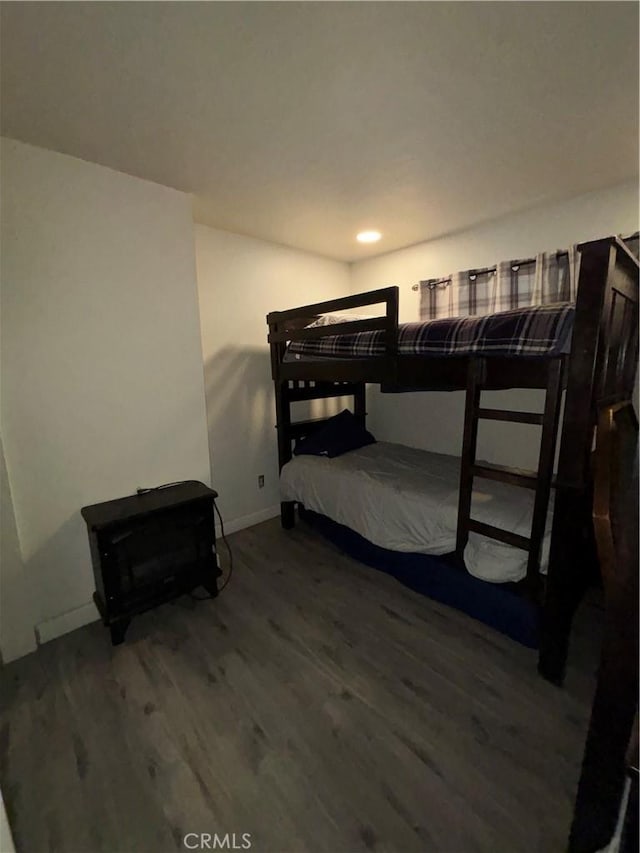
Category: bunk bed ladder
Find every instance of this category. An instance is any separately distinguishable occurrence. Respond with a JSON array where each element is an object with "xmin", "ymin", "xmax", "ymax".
[{"xmin": 456, "ymin": 356, "xmax": 565, "ymax": 592}]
